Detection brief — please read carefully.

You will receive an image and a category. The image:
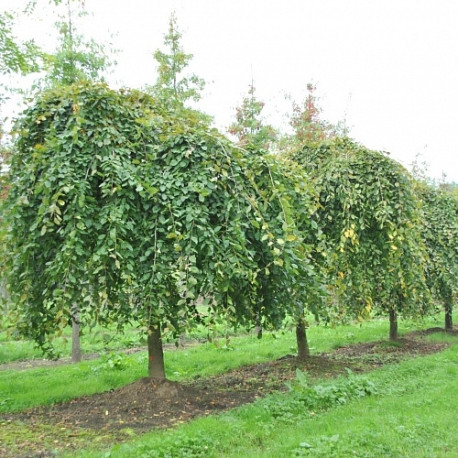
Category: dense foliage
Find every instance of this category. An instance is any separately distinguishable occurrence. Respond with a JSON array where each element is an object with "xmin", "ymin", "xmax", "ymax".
[
  {"xmin": 1, "ymin": 81, "xmax": 323, "ymax": 375},
  {"xmin": 416, "ymin": 183, "xmax": 458, "ymax": 330},
  {"xmin": 291, "ymin": 138, "xmax": 431, "ymax": 338},
  {"xmin": 1, "ymin": 9, "xmax": 455, "ymax": 378}
]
